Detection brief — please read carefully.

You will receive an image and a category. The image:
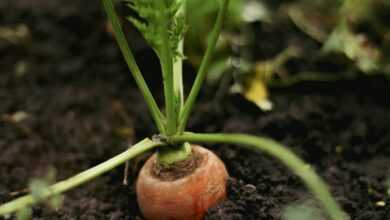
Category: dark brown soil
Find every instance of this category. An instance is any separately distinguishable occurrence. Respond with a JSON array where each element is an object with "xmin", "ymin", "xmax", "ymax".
[{"xmin": 1, "ymin": 0, "xmax": 390, "ymax": 220}]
